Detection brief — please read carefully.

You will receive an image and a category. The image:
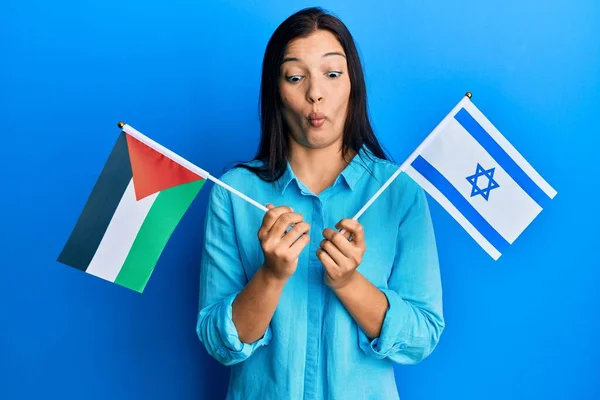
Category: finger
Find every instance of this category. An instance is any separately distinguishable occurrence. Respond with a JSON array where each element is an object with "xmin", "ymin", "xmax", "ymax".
[
  {"xmin": 323, "ymin": 228, "xmax": 353, "ymax": 250},
  {"xmin": 319, "ymin": 239, "xmax": 346, "ymax": 266},
  {"xmin": 289, "ymin": 233, "xmax": 310, "ymax": 258},
  {"xmin": 258, "ymin": 205, "xmax": 292, "ymax": 241},
  {"xmin": 269, "ymin": 212, "xmax": 304, "ymax": 238},
  {"xmin": 317, "ymin": 248, "xmax": 338, "ymax": 276},
  {"xmin": 260, "ymin": 205, "xmax": 294, "ymax": 233},
  {"xmin": 322, "ymin": 228, "xmax": 353, "ymax": 255},
  {"xmin": 336, "ymin": 224, "xmax": 352, "ymax": 240},
  {"xmin": 335, "ymin": 219, "xmax": 365, "ymax": 248},
  {"xmin": 338, "ymin": 230, "xmax": 352, "ymax": 240},
  {"xmin": 280, "ymin": 222, "xmax": 310, "ymax": 248}
]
